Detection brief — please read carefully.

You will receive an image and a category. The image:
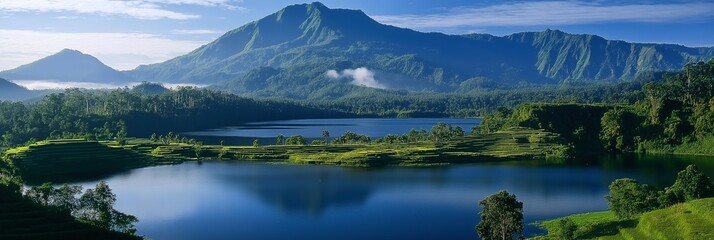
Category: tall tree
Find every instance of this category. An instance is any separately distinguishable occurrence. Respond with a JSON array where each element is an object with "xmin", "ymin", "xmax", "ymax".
[
  {"xmin": 322, "ymin": 130, "xmax": 330, "ymax": 145},
  {"xmin": 476, "ymin": 190, "xmax": 524, "ymax": 240}
]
